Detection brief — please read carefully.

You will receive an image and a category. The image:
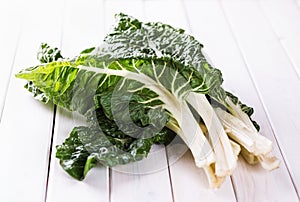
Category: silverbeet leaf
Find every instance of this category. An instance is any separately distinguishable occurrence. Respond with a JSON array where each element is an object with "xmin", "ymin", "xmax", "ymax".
[
  {"xmin": 16, "ymin": 45, "xmax": 184, "ymax": 179},
  {"xmin": 15, "ymin": 13, "xmax": 262, "ymax": 181},
  {"xmin": 55, "ymin": 127, "xmax": 98, "ymax": 180},
  {"xmin": 101, "ymin": 13, "xmax": 259, "ymax": 130},
  {"xmin": 37, "ymin": 43, "xmax": 63, "ymax": 64},
  {"xmin": 56, "ymin": 126, "xmax": 174, "ymax": 180},
  {"xmin": 22, "ymin": 43, "xmax": 64, "ymax": 103},
  {"xmin": 24, "ymin": 81, "xmax": 49, "ymax": 103}
]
